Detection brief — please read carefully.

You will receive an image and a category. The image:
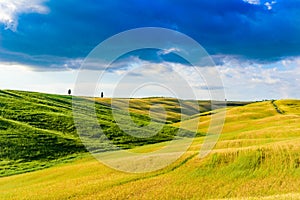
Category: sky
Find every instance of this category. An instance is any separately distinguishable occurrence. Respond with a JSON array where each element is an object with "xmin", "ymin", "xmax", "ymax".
[{"xmin": 0, "ymin": 0, "xmax": 299, "ymax": 100}]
